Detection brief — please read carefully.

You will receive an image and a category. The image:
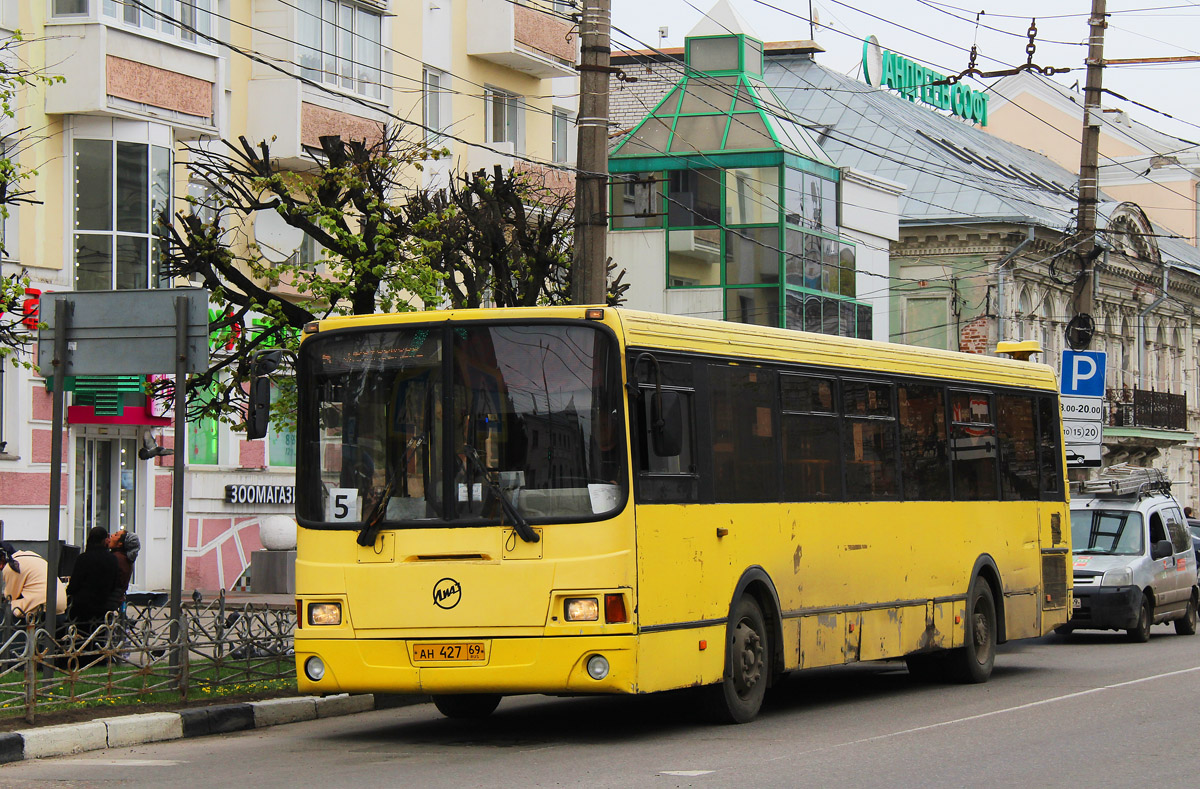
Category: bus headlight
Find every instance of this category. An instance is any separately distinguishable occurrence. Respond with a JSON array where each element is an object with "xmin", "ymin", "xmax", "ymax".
[
  {"xmin": 565, "ymin": 598, "xmax": 599, "ymax": 621},
  {"xmin": 1102, "ymin": 568, "xmax": 1132, "ymax": 587},
  {"xmin": 308, "ymin": 603, "xmax": 342, "ymax": 626},
  {"xmin": 586, "ymin": 654, "xmax": 609, "ymax": 680},
  {"xmin": 304, "ymin": 656, "xmax": 326, "ymax": 681}
]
